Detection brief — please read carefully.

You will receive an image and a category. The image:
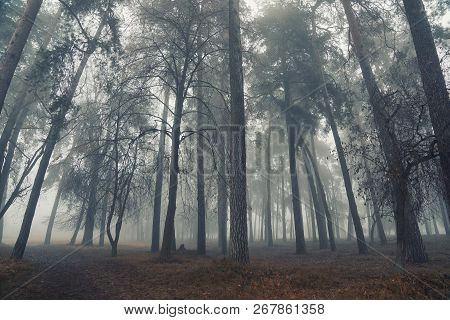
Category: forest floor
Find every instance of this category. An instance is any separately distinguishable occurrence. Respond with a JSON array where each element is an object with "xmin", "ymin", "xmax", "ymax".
[{"xmin": 0, "ymin": 237, "xmax": 449, "ymax": 299}]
